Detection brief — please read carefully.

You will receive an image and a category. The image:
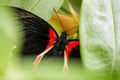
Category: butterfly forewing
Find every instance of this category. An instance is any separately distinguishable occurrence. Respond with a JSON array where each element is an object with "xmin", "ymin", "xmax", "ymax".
[{"xmin": 13, "ymin": 7, "xmax": 58, "ymax": 55}]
